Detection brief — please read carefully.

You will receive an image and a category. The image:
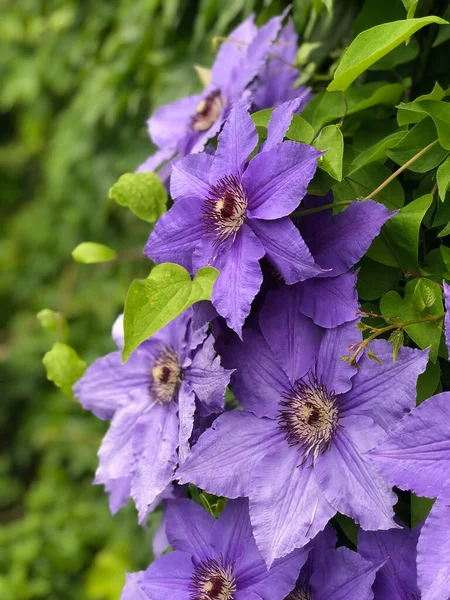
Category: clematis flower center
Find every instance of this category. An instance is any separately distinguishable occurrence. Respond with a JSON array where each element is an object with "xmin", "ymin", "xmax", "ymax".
[
  {"xmin": 278, "ymin": 374, "xmax": 339, "ymax": 464},
  {"xmin": 286, "ymin": 585, "xmax": 312, "ymax": 600},
  {"xmin": 203, "ymin": 175, "xmax": 247, "ymax": 244},
  {"xmin": 192, "ymin": 90, "xmax": 224, "ymax": 132},
  {"xmin": 190, "ymin": 557, "xmax": 236, "ymax": 600},
  {"xmin": 150, "ymin": 346, "xmax": 183, "ymax": 404}
]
